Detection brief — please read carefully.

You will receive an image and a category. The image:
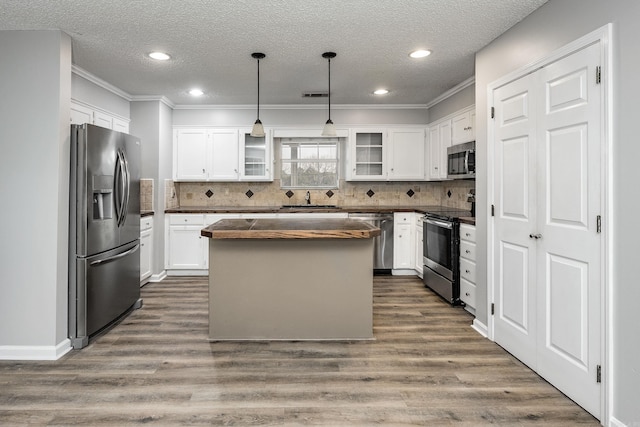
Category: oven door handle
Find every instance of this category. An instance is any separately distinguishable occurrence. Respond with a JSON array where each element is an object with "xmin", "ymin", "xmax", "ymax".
[{"xmin": 424, "ymin": 218, "xmax": 453, "ymax": 229}]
